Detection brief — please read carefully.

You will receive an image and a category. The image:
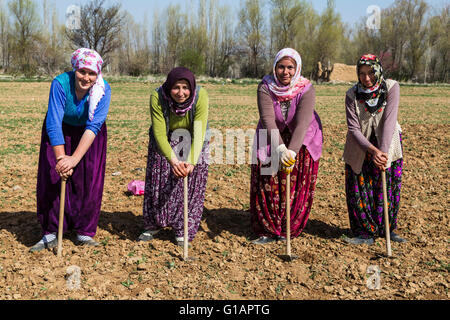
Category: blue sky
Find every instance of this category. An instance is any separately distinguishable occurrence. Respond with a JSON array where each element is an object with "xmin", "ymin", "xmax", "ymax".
[{"xmin": 49, "ymin": 0, "xmax": 448, "ymax": 27}]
